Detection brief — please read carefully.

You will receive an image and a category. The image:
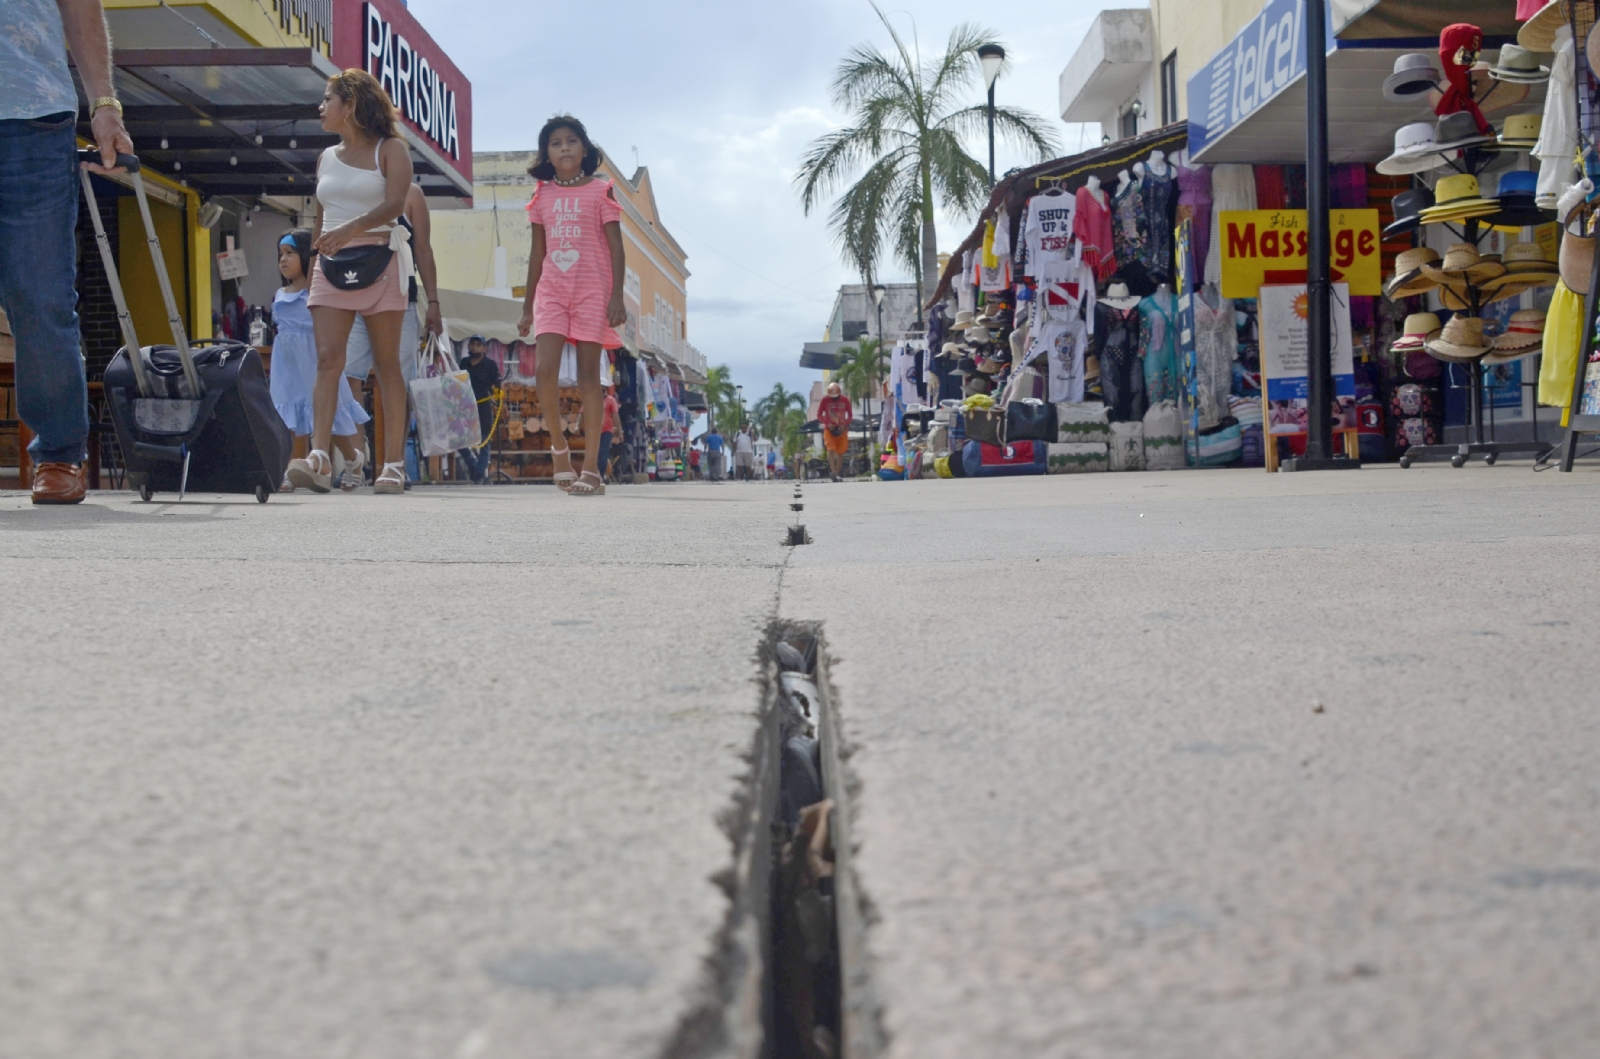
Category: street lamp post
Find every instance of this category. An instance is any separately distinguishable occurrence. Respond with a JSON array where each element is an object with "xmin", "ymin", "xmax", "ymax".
[
  {"xmin": 978, "ymin": 44, "xmax": 1005, "ymax": 188},
  {"xmin": 871, "ymin": 284, "xmax": 886, "ymax": 426}
]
